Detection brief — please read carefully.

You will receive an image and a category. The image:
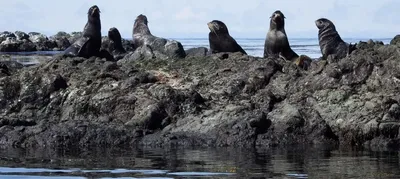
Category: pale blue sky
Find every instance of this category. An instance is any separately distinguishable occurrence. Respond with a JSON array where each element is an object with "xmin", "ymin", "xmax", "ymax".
[{"xmin": 0, "ymin": 0, "xmax": 399, "ymax": 38}]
